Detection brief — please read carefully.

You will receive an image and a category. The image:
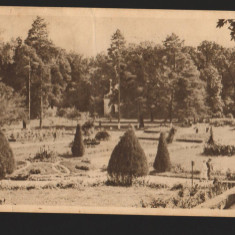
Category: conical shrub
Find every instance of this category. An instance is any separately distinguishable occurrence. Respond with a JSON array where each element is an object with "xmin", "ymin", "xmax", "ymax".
[
  {"xmin": 71, "ymin": 124, "xmax": 85, "ymax": 157},
  {"xmin": 107, "ymin": 129, "xmax": 148, "ymax": 186},
  {"xmin": 153, "ymin": 132, "xmax": 171, "ymax": 172},
  {"xmin": 0, "ymin": 130, "xmax": 15, "ymax": 179},
  {"xmin": 207, "ymin": 127, "xmax": 215, "ymax": 145},
  {"xmin": 166, "ymin": 127, "xmax": 177, "ymax": 144}
]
